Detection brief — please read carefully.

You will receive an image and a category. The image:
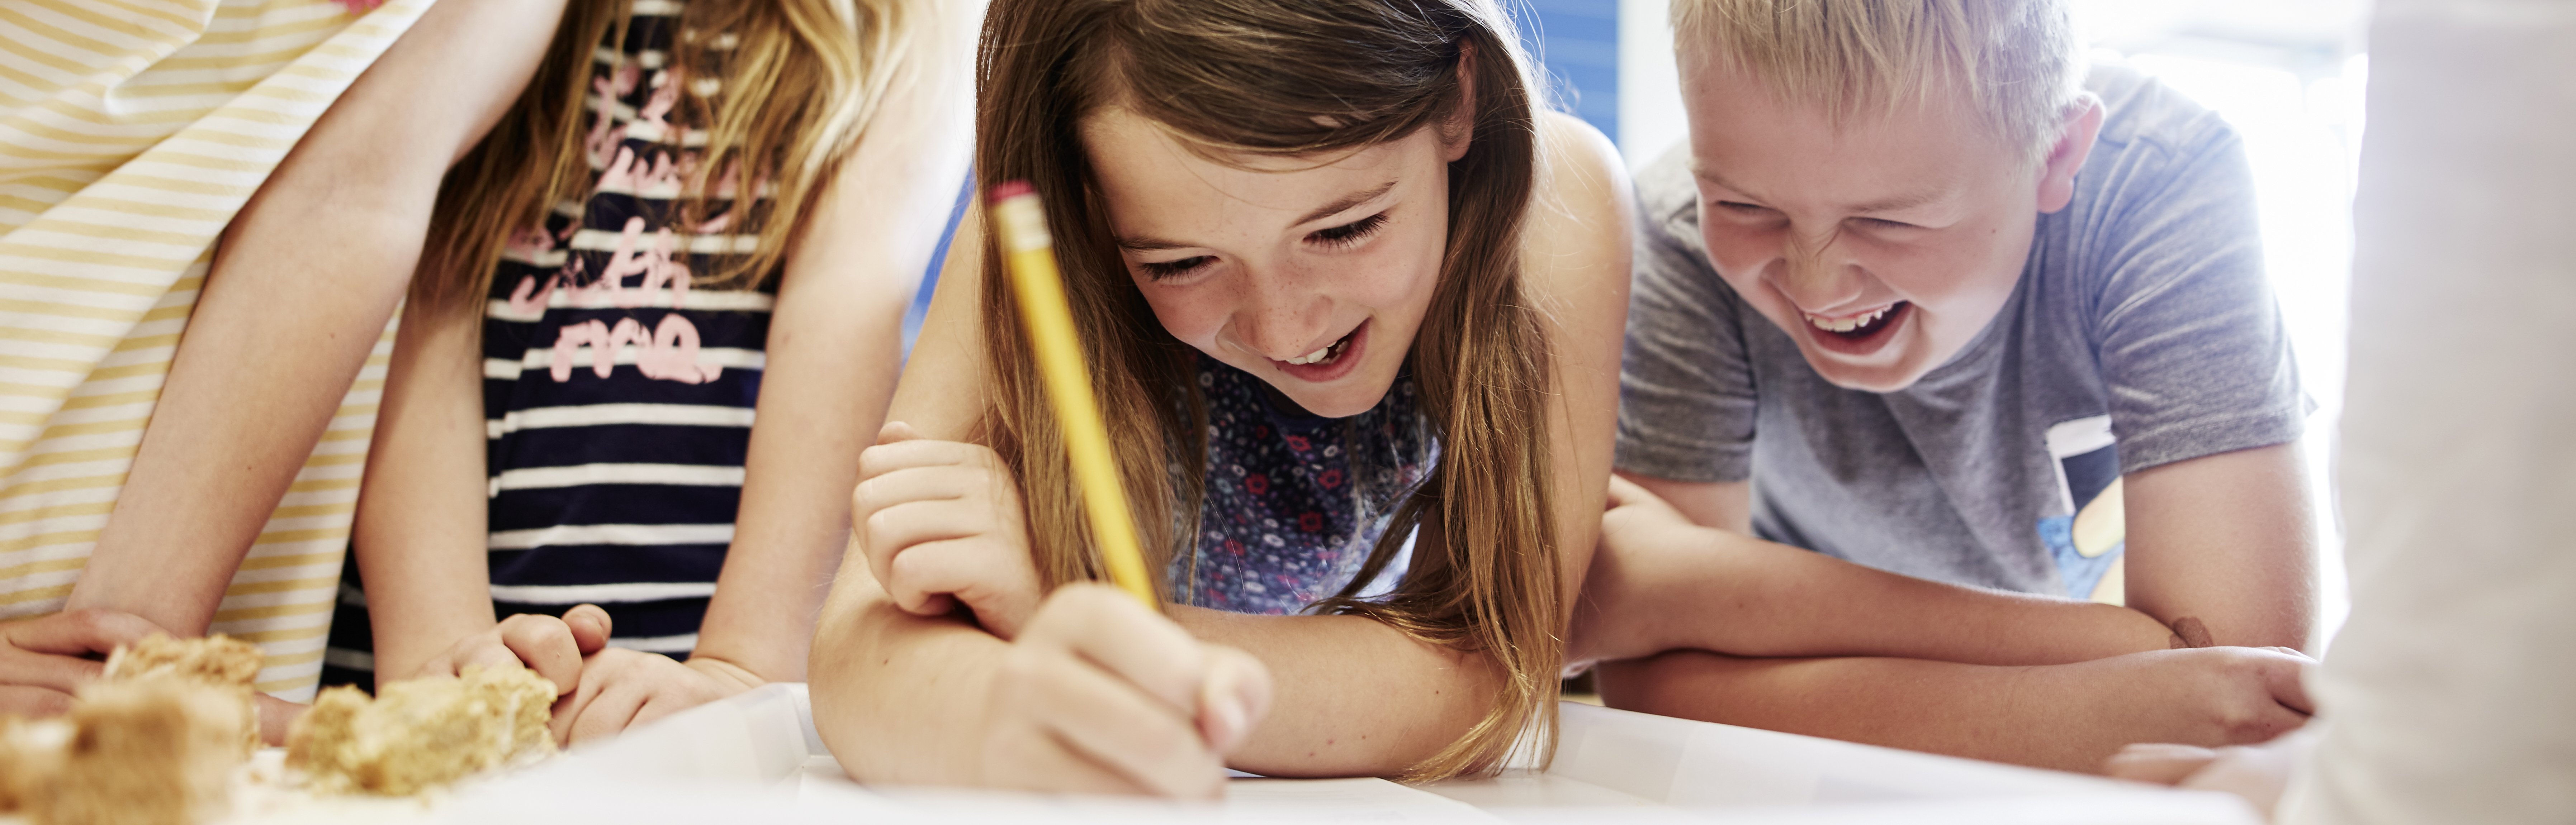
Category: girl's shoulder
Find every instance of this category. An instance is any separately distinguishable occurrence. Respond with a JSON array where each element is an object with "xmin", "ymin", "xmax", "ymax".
[{"xmin": 1519, "ymin": 111, "xmax": 1636, "ymax": 343}]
